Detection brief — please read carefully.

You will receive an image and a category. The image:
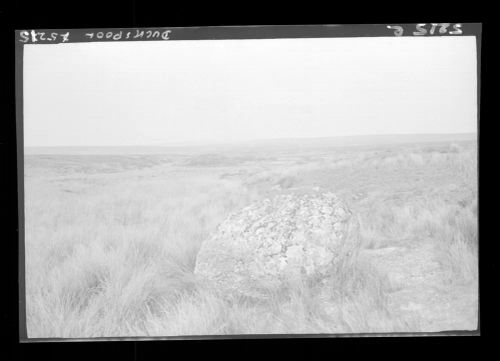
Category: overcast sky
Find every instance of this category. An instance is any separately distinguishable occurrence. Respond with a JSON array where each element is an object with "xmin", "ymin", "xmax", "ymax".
[{"xmin": 23, "ymin": 36, "xmax": 477, "ymax": 147}]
